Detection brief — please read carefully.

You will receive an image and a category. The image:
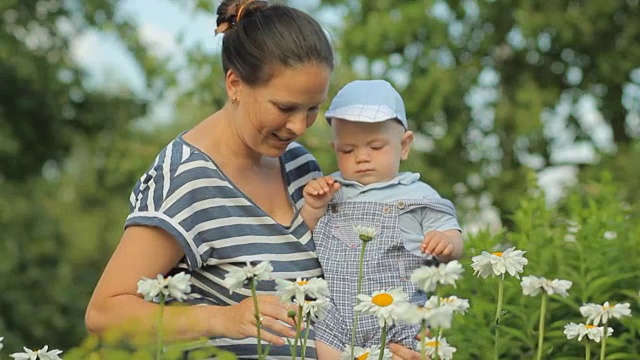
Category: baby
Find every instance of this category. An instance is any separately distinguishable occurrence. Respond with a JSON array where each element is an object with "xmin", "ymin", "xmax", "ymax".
[{"xmin": 300, "ymin": 79, "xmax": 464, "ymax": 359}]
